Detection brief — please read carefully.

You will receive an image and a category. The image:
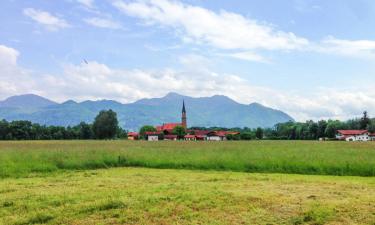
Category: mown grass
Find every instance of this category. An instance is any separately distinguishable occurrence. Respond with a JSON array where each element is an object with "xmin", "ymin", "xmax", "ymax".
[
  {"xmin": 0, "ymin": 140, "xmax": 375, "ymax": 178},
  {"xmin": 0, "ymin": 167, "xmax": 374, "ymax": 224}
]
